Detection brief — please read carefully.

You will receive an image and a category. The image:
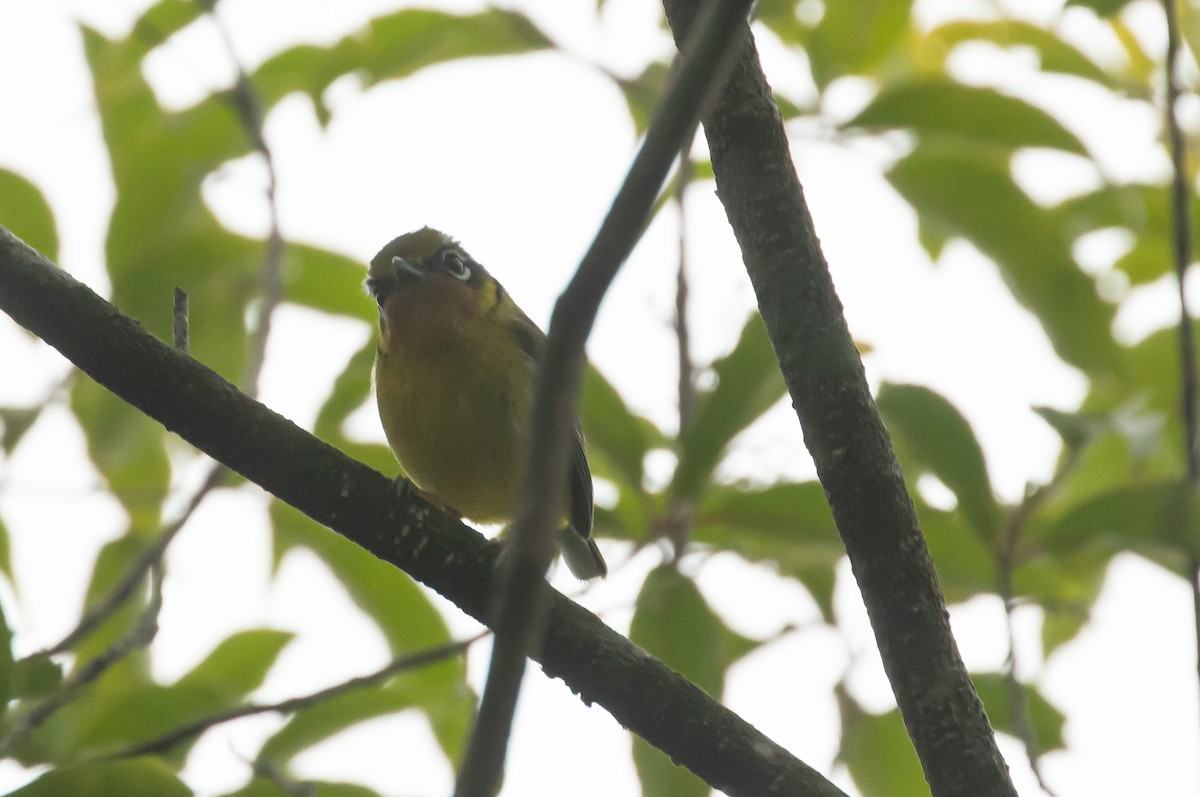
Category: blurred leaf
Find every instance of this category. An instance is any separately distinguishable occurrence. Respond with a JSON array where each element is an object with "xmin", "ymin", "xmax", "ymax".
[
  {"xmin": 847, "ymin": 80, "xmax": 1087, "ymax": 155},
  {"xmin": 691, "ymin": 482, "xmax": 843, "ymax": 616},
  {"xmin": 75, "ymin": 535, "xmax": 157, "ymax": 664},
  {"xmin": 284, "ymin": 244, "xmax": 375, "ymax": 321},
  {"xmin": 755, "ymin": 0, "xmax": 809, "ymax": 44},
  {"xmin": 8, "ymin": 759, "xmax": 190, "ymax": 797},
  {"xmin": 253, "ymin": 9, "xmax": 552, "ymax": 119},
  {"xmin": 0, "ymin": 515, "xmax": 12, "ymax": 582},
  {"xmin": 222, "ymin": 778, "xmax": 383, "ymax": 797},
  {"xmin": 877, "ymin": 383, "xmax": 1001, "ymax": 541},
  {"xmin": 926, "ymin": 21, "xmax": 1110, "ymax": 84},
  {"xmin": 0, "ymin": 405, "xmax": 41, "ymax": 454},
  {"xmin": 260, "ymin": 665, "xmax": 471, "ymax": 767},
  {"xmin": 580, "ymin": 366, "xmax": 655, "ymax": 498},
  {"xmin": 176, "ymin": 630, "xmax": 293, "ymax": 699},
  {"xmin": 839, "ymin": 695, "xmax": 926, "ymax": 797},
  {"xmin": 617, "ymin": 61, "xmax": 669, "ymax": 134},
  {"xmin": 972, "ymin": 673, "xmax": 1065, "ymax": 753},
  {"xmin": 0, "ymin": 170, "xmax": 58, "ymax": 261},
  {"xmin": 10, "ymin": 653, "xmax": 62, "ymax": 700},
  {"xmin": 630, "ymin": 566, "xmax": 758, "ymax": 797},
  {"xmin": 271, "ymin": 502, "xmax": 473, "ymax": 762},
  {"xmin": 313, "ymin": 340, "xmax": 396, "ymax": 473},
  {"xmin": 1037, "ymin": 481, "xmax": 1200, "ymax": 571},
  {"xmin": 1014, "ymin": 548, "xmax": 1111, "ymax": 654},
  {"xmin": 672, "ymin": 314, "xmax": 787, "ymax": 500},
  {"xmin": 1053, "ymin": 182, "xmax": 1194, "ymax": 286},
  {"xmin": 1067, "ymin": 0, "xmax": 1133, "ymax": 16},
  {"xmin": 0, "ymin": 598, "xmax": 11, "ymax": 720},
  {"xmin": 918, "ymin": 502, "xmax": 997, "ymax": 603},
  {"xmin": 888, "ymin": 147, "xmax": 1120, "ymax": 377},
  {"xmin": 130, "ymin": 0, "xmax": 206, "ymax": 53},
  {"xmin": 70, "ymin": 380, "xmax": 169, "ymax": 537},
  {"xmin": 806, "ymin": 0, "xmax": 914, "ymax": 87},
  {"xmin": 1033, "ymin": 406, "xmax": 1101, "ymax": 451}
]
